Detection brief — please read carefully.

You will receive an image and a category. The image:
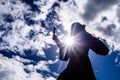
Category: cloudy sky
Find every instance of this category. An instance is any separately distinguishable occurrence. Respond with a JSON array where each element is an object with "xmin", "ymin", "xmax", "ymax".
[{"xmin": 0, "ymin": 0, "xmax": 120, "ymax": 80}]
